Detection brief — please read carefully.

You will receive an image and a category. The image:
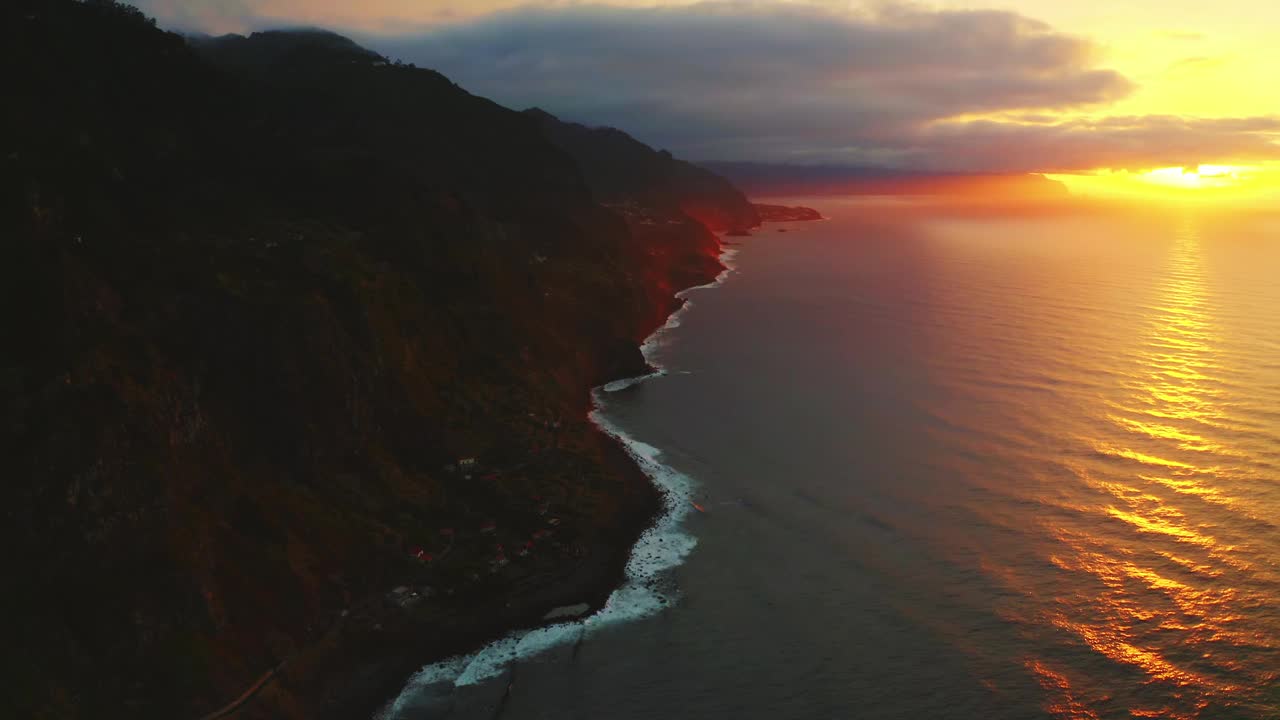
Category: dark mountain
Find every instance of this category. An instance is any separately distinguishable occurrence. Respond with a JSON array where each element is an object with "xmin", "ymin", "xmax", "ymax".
[
  {"xmin": 3, "ymin": 3, "xmax": 755, "ymax": 718},
  {"xmin": 527, "ymin": 109, "xmax": 760, "ymax": 232},
  {"xmin": 188, "ymin": 28, "xmax": 386, "ymax": 69}
]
